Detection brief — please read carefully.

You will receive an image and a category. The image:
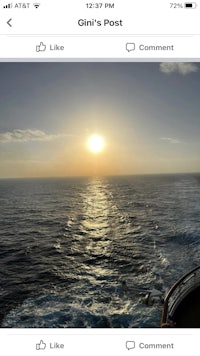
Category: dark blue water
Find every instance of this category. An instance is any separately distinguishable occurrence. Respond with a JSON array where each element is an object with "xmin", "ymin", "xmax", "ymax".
[{"xmin": 0, "ymin": 174, "xmax": 200, "ymax": 327}]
